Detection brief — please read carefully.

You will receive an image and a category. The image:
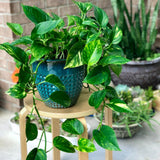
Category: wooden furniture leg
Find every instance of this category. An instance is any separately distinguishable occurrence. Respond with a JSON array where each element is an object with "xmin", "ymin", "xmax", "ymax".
[
  {"xmin": 78, "ymin": 117, "xmax": 88, "ymax": 160},
  {"xmin": 19, "ymin": 107, "xmax": 29, "ymax": 160},
  {"xmin": 51, "ymin": 118, "xmax": 60, "ymax": 160},
  {"xmin": 104, "ymin": 108, "xmax": 113, "ymax": 160}
]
